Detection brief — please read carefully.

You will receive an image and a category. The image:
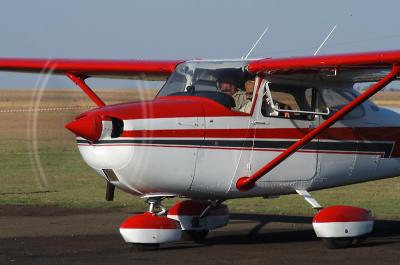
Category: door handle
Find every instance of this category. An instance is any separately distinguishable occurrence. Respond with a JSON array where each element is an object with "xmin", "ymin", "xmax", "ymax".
[
  {"xmin": 177, "ymin": 122, "xmax": 199, "ymax": 127},
  {"xmin": 252, "ymin": 120, "xmax": 268, "ymax": 125}
]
